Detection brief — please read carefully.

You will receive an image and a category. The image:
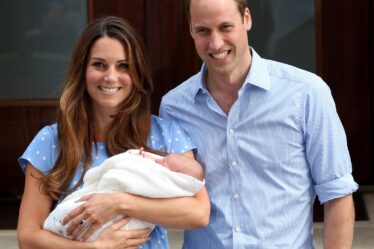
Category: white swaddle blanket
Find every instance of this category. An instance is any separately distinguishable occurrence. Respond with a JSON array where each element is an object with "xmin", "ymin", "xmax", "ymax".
[{"xmin": 43, "ymin": 149, "xmax": 204, "ymax": 241}]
